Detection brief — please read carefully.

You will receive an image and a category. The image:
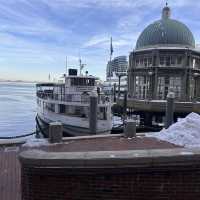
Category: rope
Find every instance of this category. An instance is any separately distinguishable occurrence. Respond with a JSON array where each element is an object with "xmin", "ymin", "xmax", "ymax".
[
  {"xmin": 0, "ymin": 131, "xmax": 36, "ymax": 140},
  {"xmin": 35, "ymin": 115, "xmax": 48, "ymax": 136}
]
